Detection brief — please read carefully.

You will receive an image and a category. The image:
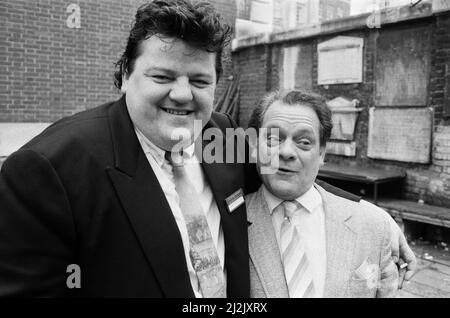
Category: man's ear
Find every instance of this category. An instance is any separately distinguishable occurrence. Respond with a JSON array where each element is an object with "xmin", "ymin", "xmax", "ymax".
[
  {"xmin": 247, "ymin": 132, "xmax": 259, "ymax": 163},
  {"xmin": 121, "ymin": 72, "xmax": 129, "ymax": 94},
  {"xmin": 319, "ymin": 146, "xmax": 326, "ymax": 166}
]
